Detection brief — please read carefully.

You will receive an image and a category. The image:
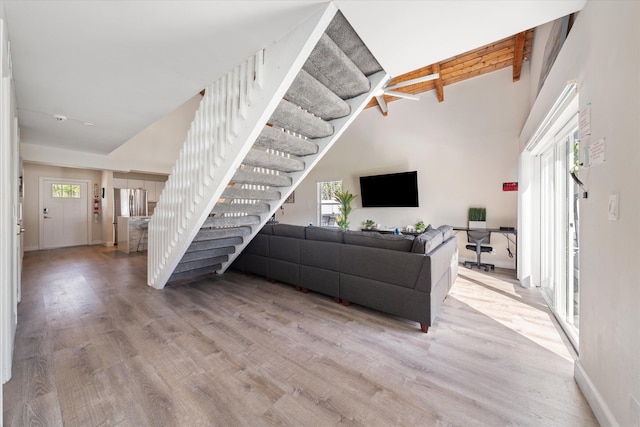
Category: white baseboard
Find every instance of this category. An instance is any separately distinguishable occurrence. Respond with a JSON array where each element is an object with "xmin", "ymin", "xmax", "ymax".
[
  {"xmin": 103, "ymin": 241, "xmax": 114, "ymax": 247},
  {"xmin": 575, "ymin": 359, "xmax": 619, "ymax": 427},
  {"xmin": 24, "ymin": 245, "xmax": 39, "ymax": 252}
]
